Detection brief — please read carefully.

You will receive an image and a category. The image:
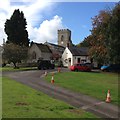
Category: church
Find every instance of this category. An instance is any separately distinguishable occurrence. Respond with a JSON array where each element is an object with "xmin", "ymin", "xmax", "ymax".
[
  {"xmin": 28, "ymin": 29, "xmax": 73, "ymax": 62},
  {"xmin": 28, "ymin": 29, "xmax": 90, "ymax": 67}
]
